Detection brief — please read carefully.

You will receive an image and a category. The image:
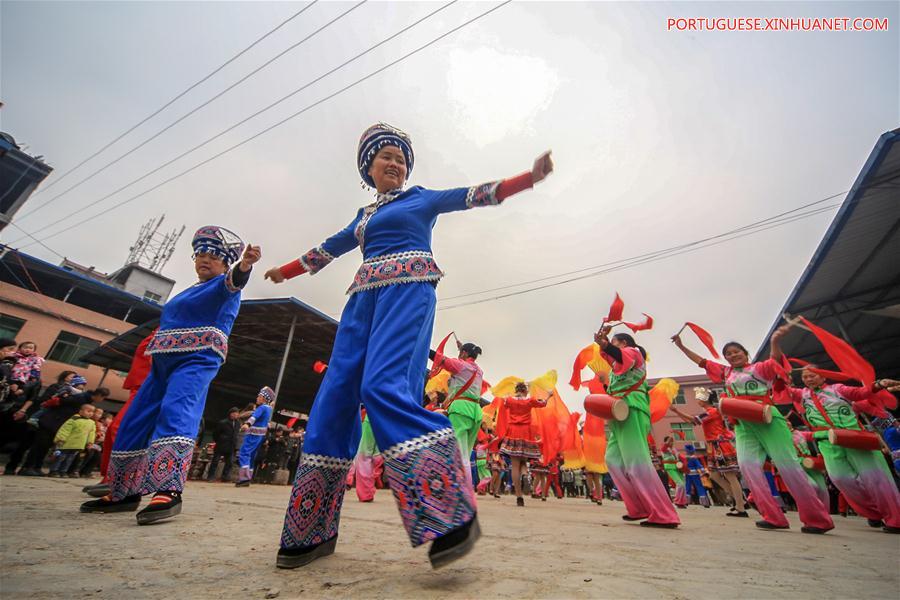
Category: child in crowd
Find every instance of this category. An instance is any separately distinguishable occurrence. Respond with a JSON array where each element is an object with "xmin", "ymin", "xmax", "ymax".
[
  {"xmin": 11, "ymin": 342, "xmax": 44, "ymax": 403},
  {"xmin": 28, "ymin": 374, "xmax": 86, "ymax": 427},
  {"xmin": 49, "ymin": 404, "xmax": 97, "ymax": 477}
]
